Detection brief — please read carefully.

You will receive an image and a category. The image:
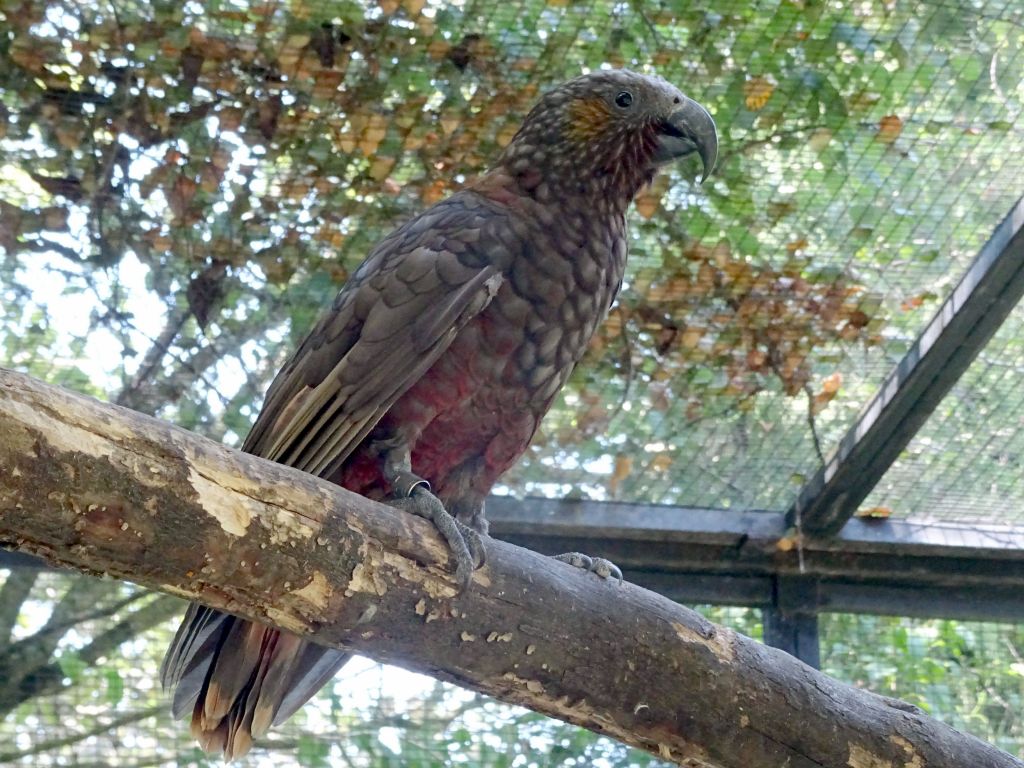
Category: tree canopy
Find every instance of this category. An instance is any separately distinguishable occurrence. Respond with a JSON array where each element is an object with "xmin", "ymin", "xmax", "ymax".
[{"xmin": 1, "ymin": 0, "xmax": 1023, "ymax": 764}]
